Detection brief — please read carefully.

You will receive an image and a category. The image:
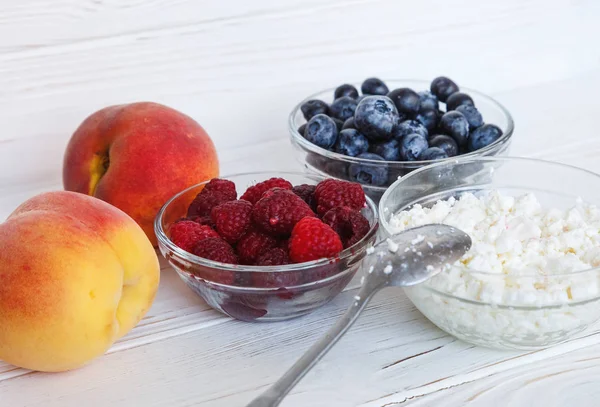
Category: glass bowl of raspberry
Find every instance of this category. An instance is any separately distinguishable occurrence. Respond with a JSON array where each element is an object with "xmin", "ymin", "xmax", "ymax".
[
  {"xmin": 288, "ymin": 78, "xmax": 514, "ymax": 202},
  {"xmin": 155, "ymin": 172, "xmax": 379, "ymax": 322}
]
